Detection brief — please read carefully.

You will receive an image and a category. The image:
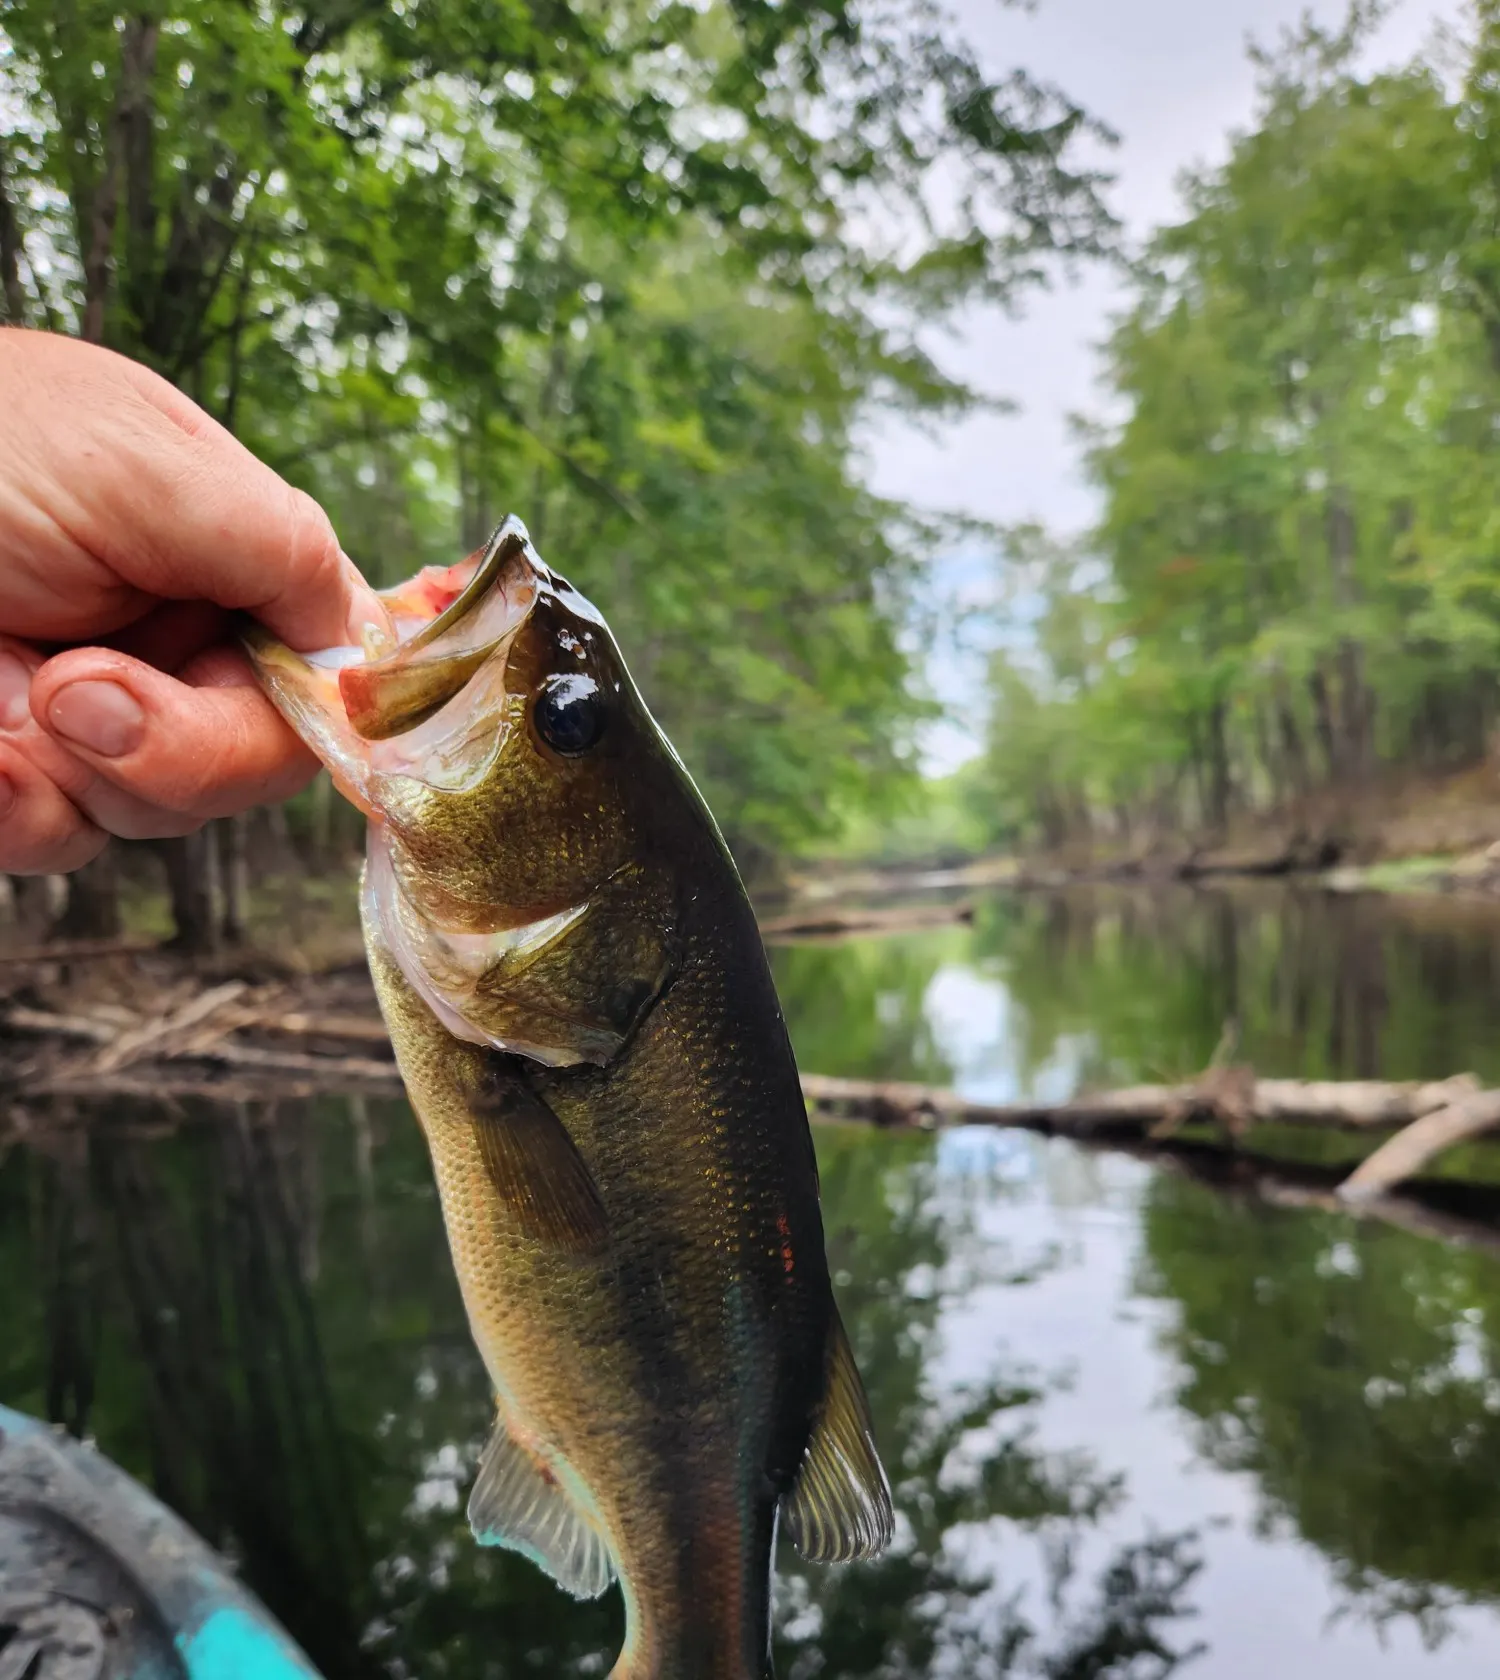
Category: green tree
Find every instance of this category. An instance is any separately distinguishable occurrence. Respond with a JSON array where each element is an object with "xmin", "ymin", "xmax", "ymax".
[
  {"xmin": 973, "ymin": 2, "xmax": 1500, "ymax": 854},
  {"xmin": 0, "ymin": 0, "xmax": 1114, "ymax": 932}
]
